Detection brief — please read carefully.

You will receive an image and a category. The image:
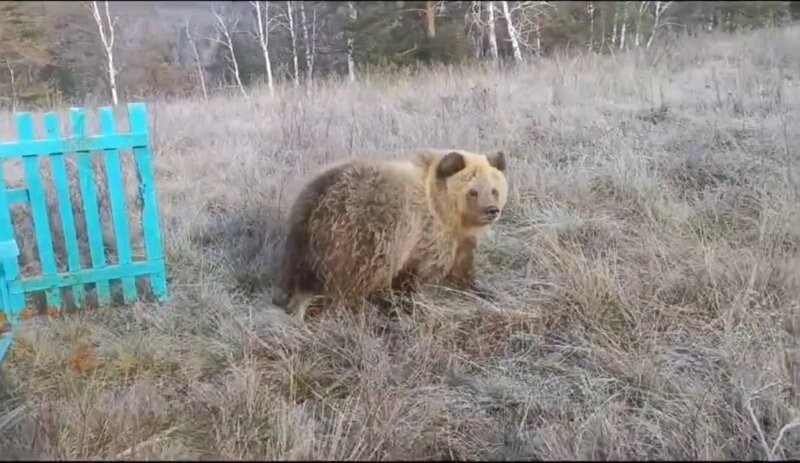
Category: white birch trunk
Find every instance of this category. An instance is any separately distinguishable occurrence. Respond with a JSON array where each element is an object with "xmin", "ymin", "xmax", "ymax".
[
  {"xmin": 611, "ymin": 3, "xmax": 619, "ymax": 48},
  {"xmin": 185, "ymin": 20, "xmax": 208, "ymax": 101},
  {"xmin": 619, "ymin": 2, "xmax": 629, "ymax": 50},
  {"xmin": 634, "ymin": 1, "xmax": 648, "ymax": 48},
  {"xmin": 587, "ymin": 1, "xmax": 595, "ymax": 51},
  {"xmin": 299, "ymin": 1, "xmax": 314, "ymax": 92},
  {"xmin": 500, "ymin": 0, "xmax": 522, "ymax": 63},
  {"xmin": 89, "ymin": 1, "xmax": 119, "ymax": 106},
  {"xmin": 285, "ymin": 1, "xmax": 300, "ymax": 88},
  {"xmin": 213, "ymin": 6, "xmax": 248, "ymax": 99},
  {"xmin": 486, "ymin": 1, "xmax": 498, "ymax": 66},
  {"xmin": 346, "ymin": 1, "xmax": 357, "ymax": 82},
  {"xmin": 252, "ymin": 1, "xmax": 275, "ymax": 96},
  {"xmin": 646, "ymin": 1, "xmax": 671, "ymax": 49}
]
